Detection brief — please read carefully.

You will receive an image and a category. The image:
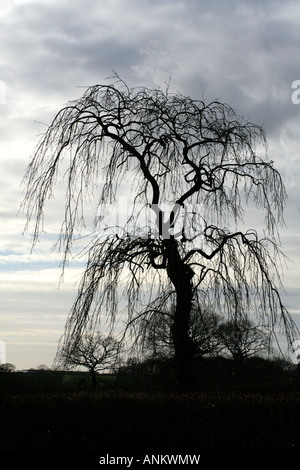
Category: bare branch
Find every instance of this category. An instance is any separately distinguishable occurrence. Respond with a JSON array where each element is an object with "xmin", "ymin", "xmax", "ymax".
[{"xmin": 21, "ymin": 75, "xmax": 298, "ymax": 387}]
